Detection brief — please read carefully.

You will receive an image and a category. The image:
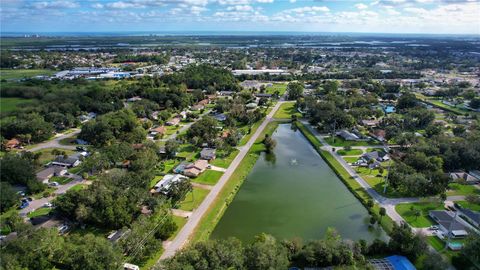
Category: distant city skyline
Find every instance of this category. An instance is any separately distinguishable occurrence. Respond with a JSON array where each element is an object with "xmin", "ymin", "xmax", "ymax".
[{"xmin": 1, "ymin": 0, "xmax": 479, "ymax": 35}]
